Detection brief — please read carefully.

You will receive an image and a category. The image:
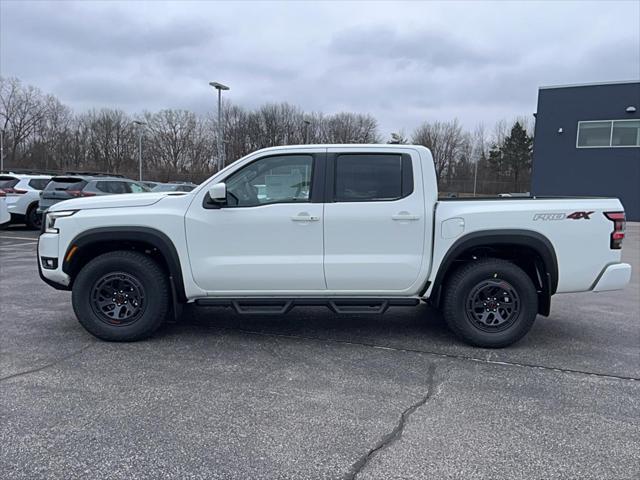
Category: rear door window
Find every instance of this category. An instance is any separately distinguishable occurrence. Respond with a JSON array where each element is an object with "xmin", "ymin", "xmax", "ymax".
[
  {"xmin": 129, "ymin": 182, "xmax": 149, "ymax": 193},
  {"xmin": 96, "ymin": 181, "xmax": 129, "ymax": 194},
  {"xmin": 334, "ymin": 154, "xmax": 413, "ymax": 202},
  {"xmin": 28, "ymin": 179, "xmax": 50, "ymax": 190}
]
